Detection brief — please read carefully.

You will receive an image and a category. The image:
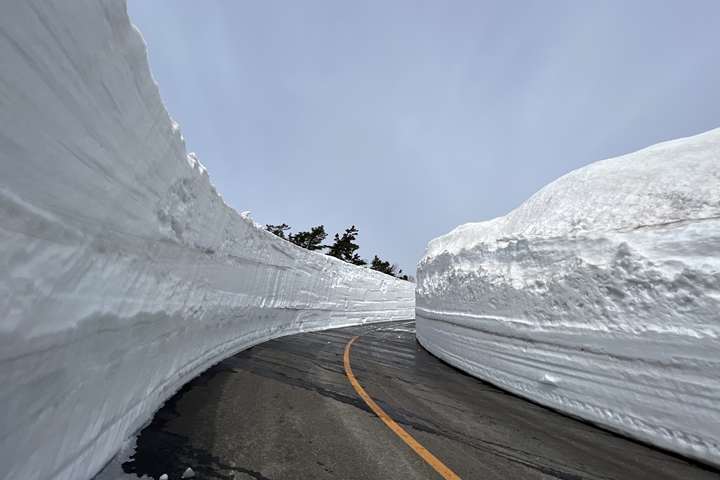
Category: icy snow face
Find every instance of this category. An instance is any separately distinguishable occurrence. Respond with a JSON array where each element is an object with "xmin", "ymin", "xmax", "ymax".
[
  {"xmin": 416, "ymin": 128, "xmax": 720, "ymax": 468},
  {"xmin": 0, "ymin": 3, "xmax": 413, "ymax": 480}
]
